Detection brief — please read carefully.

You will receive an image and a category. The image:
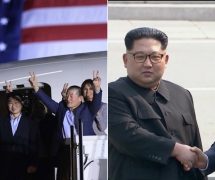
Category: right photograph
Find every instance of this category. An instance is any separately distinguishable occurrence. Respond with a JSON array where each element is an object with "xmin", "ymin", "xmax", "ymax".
[{"xmin": 108, "ymin": 1, "xmax": 215, "ymax": 180}]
